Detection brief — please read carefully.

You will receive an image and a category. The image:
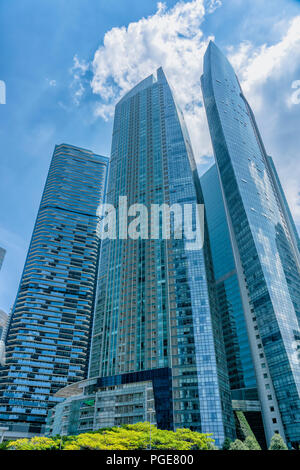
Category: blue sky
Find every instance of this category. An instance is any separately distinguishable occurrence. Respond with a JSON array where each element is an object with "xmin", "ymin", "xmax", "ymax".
[{"xmin": 1, "ymin": 0, "xmax": 300, "ymax": 313}]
